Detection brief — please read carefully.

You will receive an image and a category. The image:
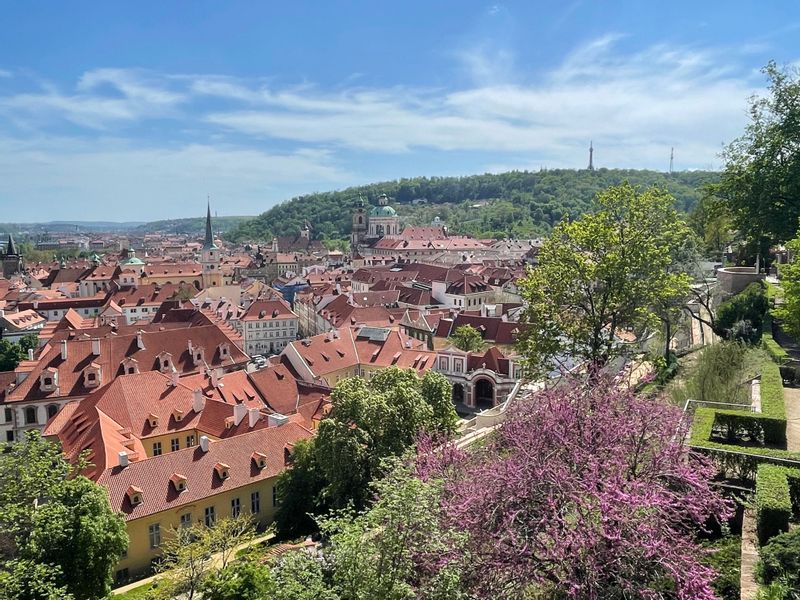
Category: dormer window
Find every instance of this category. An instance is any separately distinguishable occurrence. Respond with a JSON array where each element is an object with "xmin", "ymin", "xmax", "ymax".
[
  {"xmin": 39, "ymin": 369, "xmax": 58, "ymax": 392},
  {"xmin": 170, "ymin": 473, "xmax": 188, "ymax": 493},
  {"xmin": 172, "ymin": 408, "xmax": 184, "ymax": 422},
  {"xmin": 192, "ymin": 346, "xmax": 205, "ymax": 367},
  {"xmin": 224, "ymin": 417, "xmax": 234, "ymax": 430},
  {"xmin": 214, "ymin": 462, "xmax": 230, "ymax": 480},
  {"xmin": 148, "ymin": 413, "xmax": 160, "ymax": 428},
  {"xmin": 126, "ymin": 485, "xmax": 143, "ymax": 506},
  {"xmin": 158, "ymin": 352, "xmax": 173, "ymax": 373},
  {"xmin": 84, "ymin": 362, "xmax": 102, "ymax": 388},
  {"xmin": 251, "ymin": 451, "xmax": 267, "ymax": 469},
  {"xmin": 122, "ymin": 357, "xmax": 139, "ymax": 375},
  {"xmin": 218, "ymin": 343, "xmax": 230, "ymax": 359}
]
